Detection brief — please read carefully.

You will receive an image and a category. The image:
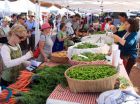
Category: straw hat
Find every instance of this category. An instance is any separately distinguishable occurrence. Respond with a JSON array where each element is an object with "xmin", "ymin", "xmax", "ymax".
[
  {"xmin": 1, "ymin": 16, "xmax": 11, "ymax": 22},
  {"xmin": 28, "ymin": 11, "xmax": 35, "ymax": 17}
]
